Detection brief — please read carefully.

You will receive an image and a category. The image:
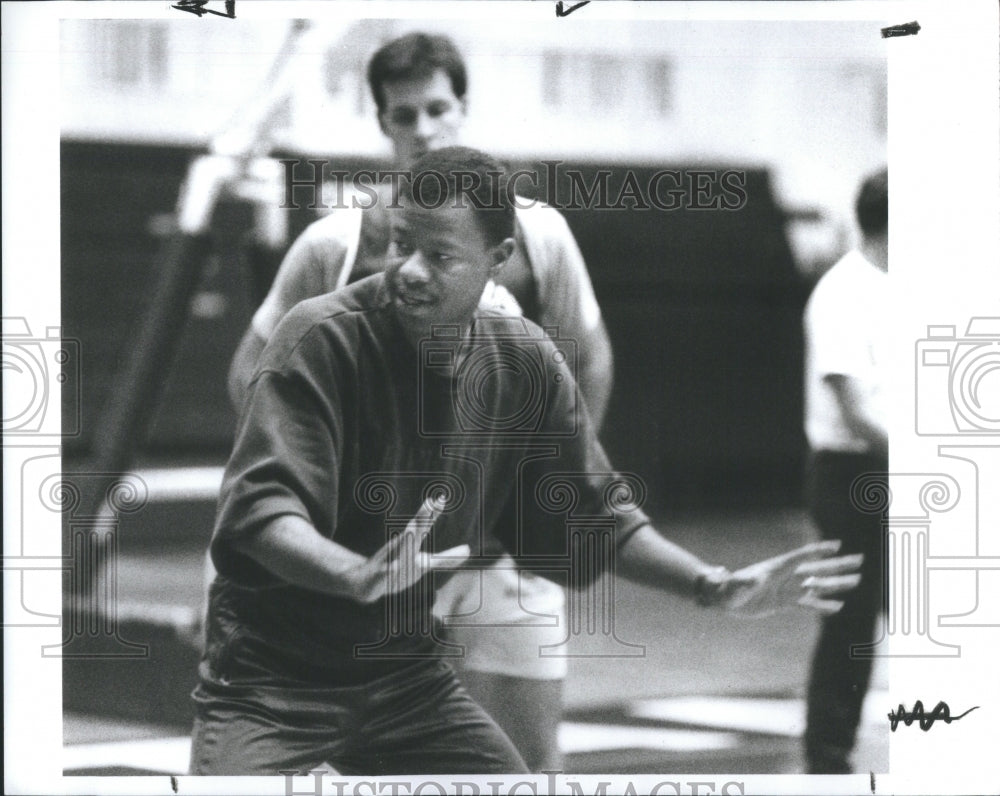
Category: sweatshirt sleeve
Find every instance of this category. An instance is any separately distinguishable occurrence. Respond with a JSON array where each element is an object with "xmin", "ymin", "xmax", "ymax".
[
  {"xmin": 492, "ymin": 327, "xmax": 648, "ymax": 588},
  {"xmin": 212, "ymin": 312, "xmax": 349, "ymax": 588}
]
